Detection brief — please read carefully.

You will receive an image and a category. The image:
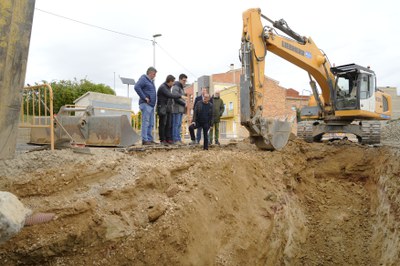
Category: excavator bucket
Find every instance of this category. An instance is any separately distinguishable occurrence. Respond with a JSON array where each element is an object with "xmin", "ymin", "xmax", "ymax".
[
  {"xmin": 30, "ymin": 106, "xmax": 140, "ymax": 147},
  {"xmin": 251, "ymin": 118, "xmax": 292, "ymax": 151}
]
